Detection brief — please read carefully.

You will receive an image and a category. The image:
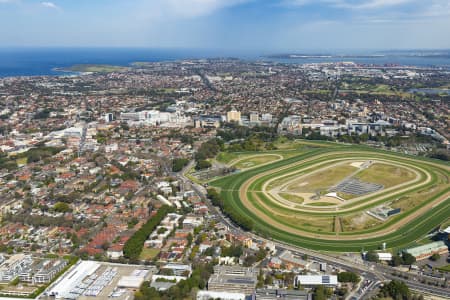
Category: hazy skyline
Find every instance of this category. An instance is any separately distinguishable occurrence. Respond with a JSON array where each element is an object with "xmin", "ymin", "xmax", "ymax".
[{"xmin": 1, "ymin": 0, "xmax": 450, "ymax": 51}]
